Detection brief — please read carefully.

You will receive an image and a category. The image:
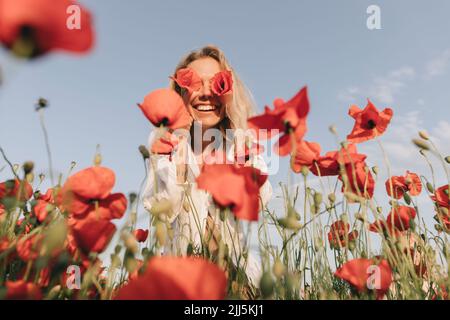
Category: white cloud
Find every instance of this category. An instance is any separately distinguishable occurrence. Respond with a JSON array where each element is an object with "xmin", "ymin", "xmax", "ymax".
[
  {"xmin": 338, "ymin": 66, "xmax": 415, "ymax": 104},
  {"xmin": 425, "ymin": 49, "xmax": 450, "ymax": 78}
]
